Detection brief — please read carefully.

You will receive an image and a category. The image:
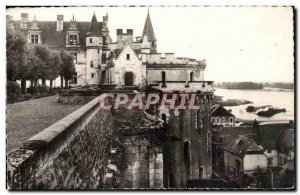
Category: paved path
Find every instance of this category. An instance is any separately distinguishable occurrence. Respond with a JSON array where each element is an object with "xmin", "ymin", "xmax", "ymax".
[{"xmin": 6, "ymin": 95, "xmax": 82, "ymax": 152}]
